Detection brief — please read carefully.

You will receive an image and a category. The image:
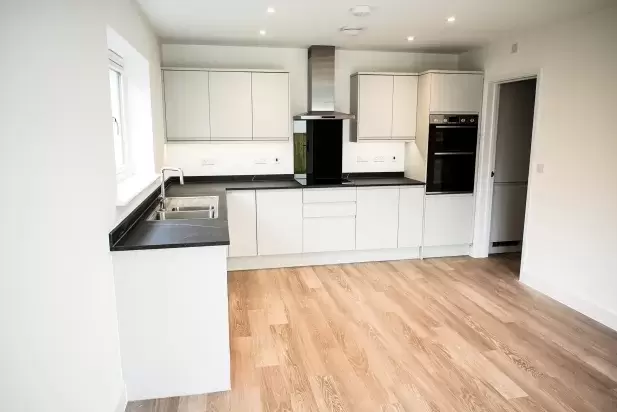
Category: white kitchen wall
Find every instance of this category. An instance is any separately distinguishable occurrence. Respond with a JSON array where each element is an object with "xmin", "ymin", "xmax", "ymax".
[
  {"xmin": 162, "ymin": 44, "xmax": 459, "ymax": 175},
  {"xmin": 461, "ymin": 5, "xmax": 617, "ymax": 330},
  {"xmin": 0, "ymin": 0, "xmax": 161, "ymax": 411}
]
